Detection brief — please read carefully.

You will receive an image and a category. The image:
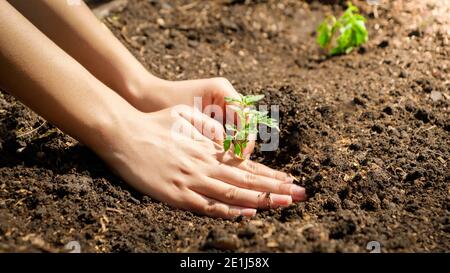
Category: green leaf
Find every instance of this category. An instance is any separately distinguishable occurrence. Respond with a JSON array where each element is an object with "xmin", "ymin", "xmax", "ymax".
[
  {"xmin": 243, "ymin": 95, "xmax": 265, "ymax": 105},
  {"xmin": 344, "ymin": 2, "xmax": 358, "ymax": 14},
  {"xmin": 224, "ymin": 96, "xmax": 242, "ymax": 104},
  {"xmin": 319, "ymin": 2, "xmax": 368, "ymax": 56},
  {"xmin": 353, "ymin": 20, "xmax": 368, "ymax": 44},
  {"xmin": 236, "ymin": 110, "xmax": 246, "ymax": 128},
  {"xmin": 258, "ymin": 117, "xmax": 280, "ymax": 131},
  {"xmin": 234, "ymin": 144, "xmax": 242, "ymax": 157},
  {"xmin": 316, "ymin": 21, "xmax": 332, "ymax": 48},
  {"xmin": 223, "ymin": 135, "xmax": 232, "ymax": 152},
  {"xmin": 354, "ymin": 14, "xmax": 366, "ymax": 22},
  {"xmin": 247, "ymin": 115, "xmax": 258, "ymax": 134},
  {"xmin": 344, "ymin": 45, "xmax": 354, "ymax": 54},
  {"xmin": 222, "ymin": 93, "xmax": 281, "ymax": 157},
  {"xmin": 235, "ymin": 130, "xmax": 246, "ymax": 141},
  {"xmin": 227, "ymin": 104, "xmax": 242, "ymax": 113}
]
